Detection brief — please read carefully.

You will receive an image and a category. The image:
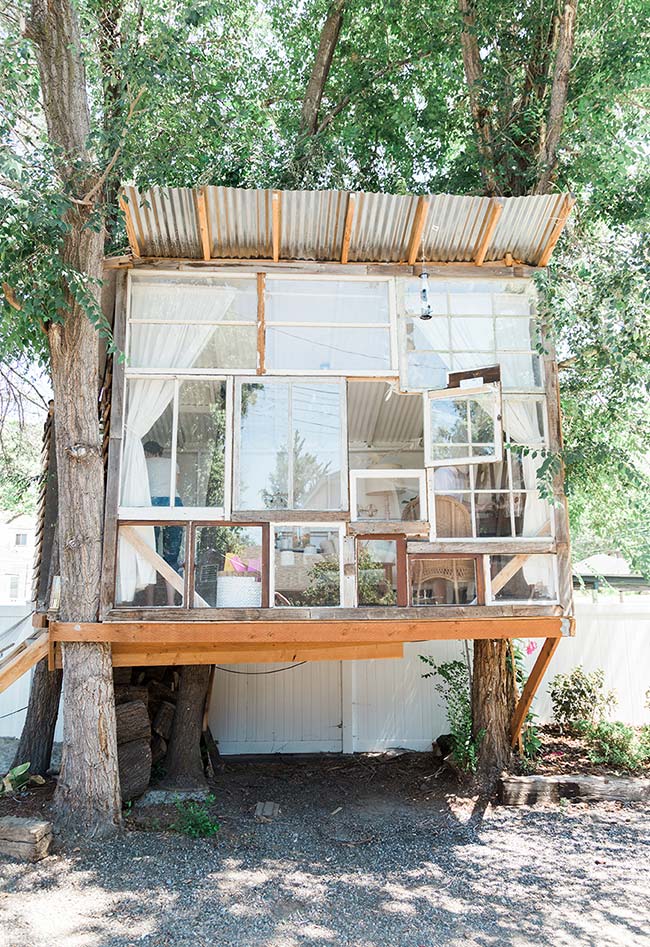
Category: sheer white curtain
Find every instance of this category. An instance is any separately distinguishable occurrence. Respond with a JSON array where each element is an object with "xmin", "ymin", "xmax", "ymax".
[
  {"xmin": 117, "ymin": 283, "xmax": 235, "ymax": 603},
  {"xmin": 503, "ymin": 398, "xmax": 553, "ymax": 589}
]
